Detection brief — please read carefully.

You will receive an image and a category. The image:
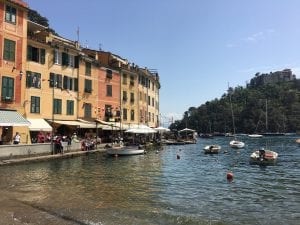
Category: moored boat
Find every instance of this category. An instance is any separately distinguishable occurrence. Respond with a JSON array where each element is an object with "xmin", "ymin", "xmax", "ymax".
[
  {"xmin": 296, "ymin": 138, "xmax": 300, "ymax": 144},
  {"xmin": 250, "ymin": 148, "xmax": 278, "ymax": 165},
  {"xmin": 248, "ymin": 134, "xmax": 263, "ymax": 138},
  {"xmin": 106, "ymin": 145, "xmax": 145, "ymax": 156},
  {"xmin": 229, "ymin": 140, "xmax": 245, "ymax": 149},
  {"xmin": 203, "ymin": 145, "xmax": 221, "ymax": 154}
]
